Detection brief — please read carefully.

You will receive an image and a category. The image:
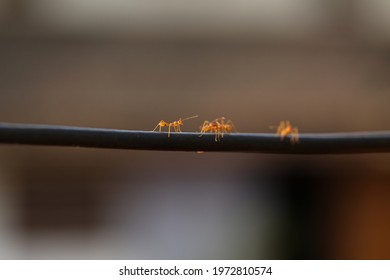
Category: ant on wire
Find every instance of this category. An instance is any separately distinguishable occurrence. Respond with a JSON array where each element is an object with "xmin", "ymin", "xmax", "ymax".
[
  {"xmin": 152, "ymin": 115, "xmax": 198, "ymax": 137},
  {"xmin": 271, "ymin": 120, "xmax": 299, "ymax": 144},
  {"xmin": 199, "ymin": 117, "xmax": 236, "ymax": 142}
]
